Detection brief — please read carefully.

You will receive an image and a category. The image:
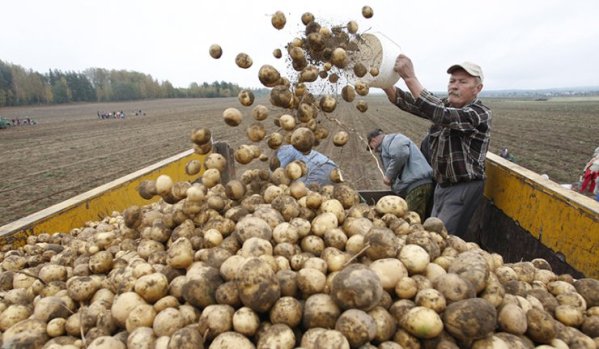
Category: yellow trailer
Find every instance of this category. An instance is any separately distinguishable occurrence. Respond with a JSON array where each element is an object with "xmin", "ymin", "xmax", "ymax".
[{"xmin": 1, "ymin": 147, "xmax": 597, "ymax": 278}]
